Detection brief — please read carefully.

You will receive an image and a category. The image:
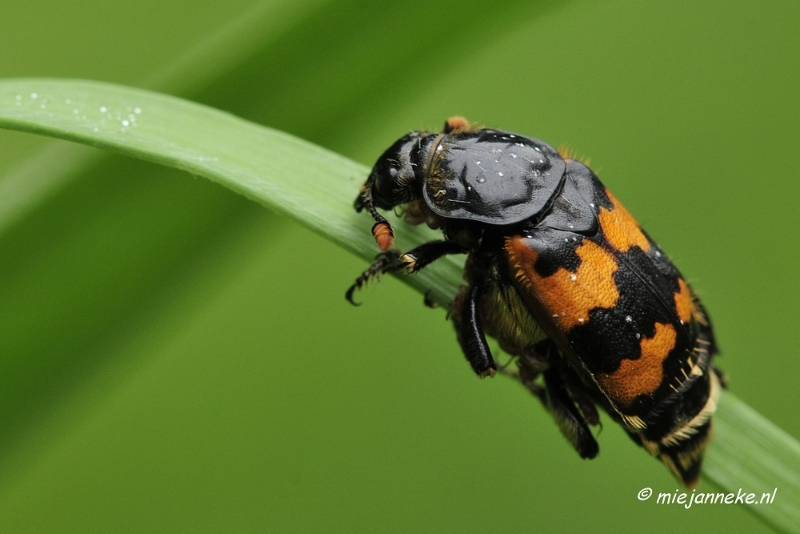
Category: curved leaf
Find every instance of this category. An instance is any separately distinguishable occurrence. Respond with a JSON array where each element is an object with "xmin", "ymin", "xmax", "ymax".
[{"xmin": 0, "ymin": 78, "xmax": 463, "ymax": 305}]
